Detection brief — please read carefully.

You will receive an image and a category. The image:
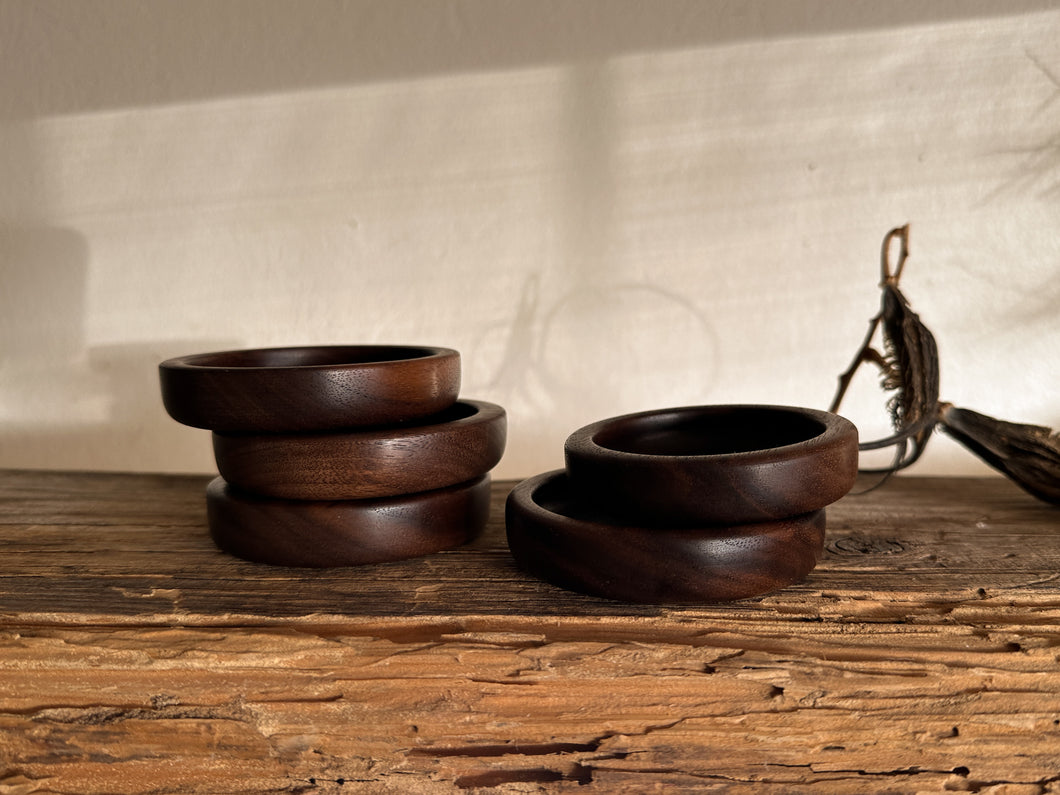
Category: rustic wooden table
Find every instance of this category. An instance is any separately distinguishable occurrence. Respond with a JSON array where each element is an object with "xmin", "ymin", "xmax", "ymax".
[{"xmin": 1, "ymin": 469, "xmax": 1058, "ymax": 794}]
